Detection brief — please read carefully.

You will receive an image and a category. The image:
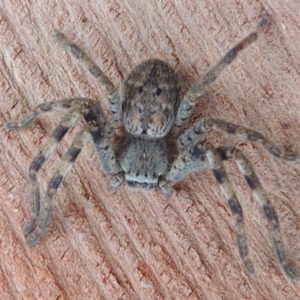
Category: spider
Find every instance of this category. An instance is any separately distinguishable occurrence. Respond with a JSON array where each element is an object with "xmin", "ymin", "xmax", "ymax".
[{"xmin": 4, "ymin": 13, "xmax": 298, "ymax": 280}]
